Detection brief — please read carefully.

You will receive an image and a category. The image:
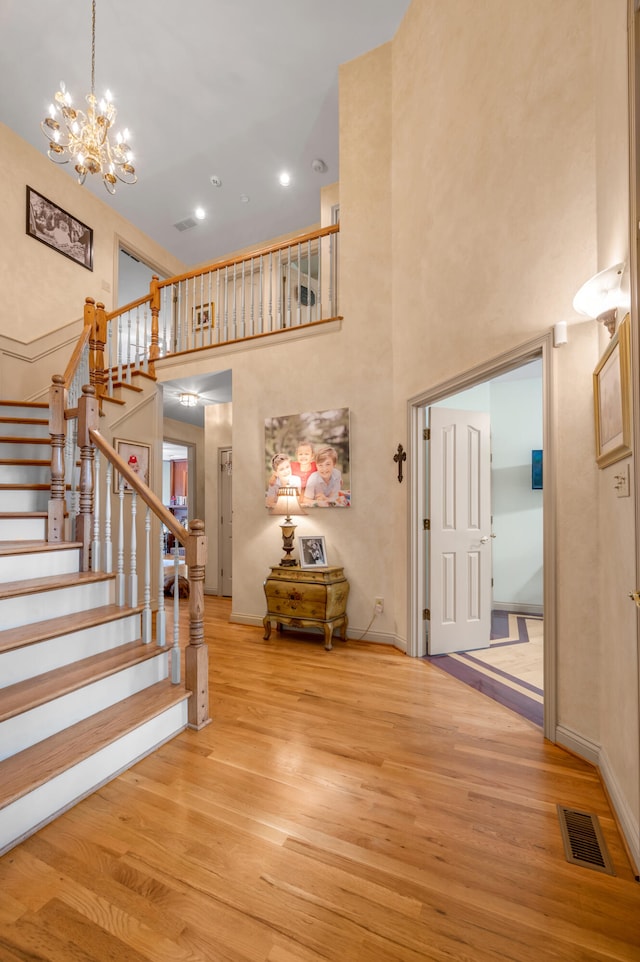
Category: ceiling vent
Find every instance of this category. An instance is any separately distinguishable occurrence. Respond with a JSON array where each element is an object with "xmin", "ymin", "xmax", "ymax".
[{"xmin": 174, "ymin": 217, "xmax": 198, "ymax": 232}]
